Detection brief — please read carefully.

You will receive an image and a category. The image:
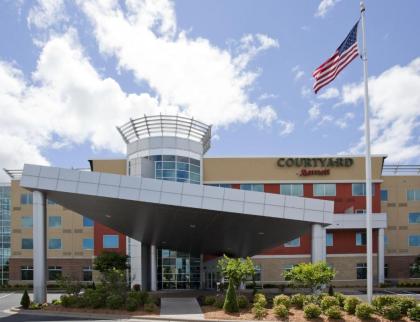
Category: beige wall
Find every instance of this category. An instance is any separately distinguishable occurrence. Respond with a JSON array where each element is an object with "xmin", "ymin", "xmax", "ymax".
[
  {"xmin": 203, "ymin": 156, "xmax": 385, "ymax": 183},
  {"xmin": 90, "ymin": 159, "xmax": 126, "ymax": 175},
  {"xmin": 382, "ymin": 175, "xmax": 420, "ymax": 256}
]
